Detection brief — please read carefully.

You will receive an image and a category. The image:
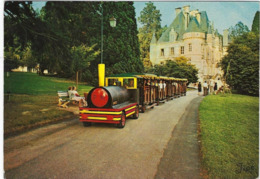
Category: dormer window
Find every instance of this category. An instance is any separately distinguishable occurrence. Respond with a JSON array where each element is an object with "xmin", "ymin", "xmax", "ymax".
[{"xmin": 169, "ymin": 28, "xmax": 177, "ymax": 42}]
